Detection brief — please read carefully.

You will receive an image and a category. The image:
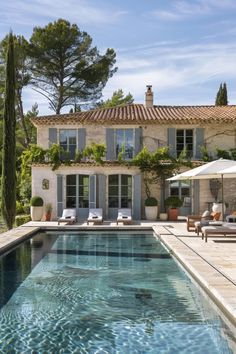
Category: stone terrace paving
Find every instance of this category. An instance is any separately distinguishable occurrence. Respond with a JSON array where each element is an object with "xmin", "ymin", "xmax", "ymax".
[{"xmin": 1, "ymin": 220, "xmax": 236, "ymax": 335}]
